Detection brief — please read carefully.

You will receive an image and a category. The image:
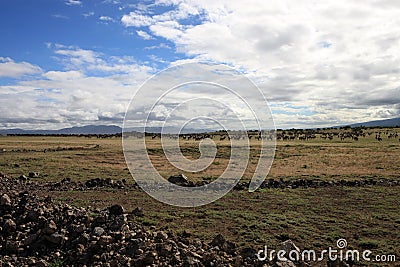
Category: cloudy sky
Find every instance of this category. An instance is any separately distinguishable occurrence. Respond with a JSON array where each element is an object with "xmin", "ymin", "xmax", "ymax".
[{"xmin": 1, "ymin": 0, "xmax": 399, "ymax": 130}]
